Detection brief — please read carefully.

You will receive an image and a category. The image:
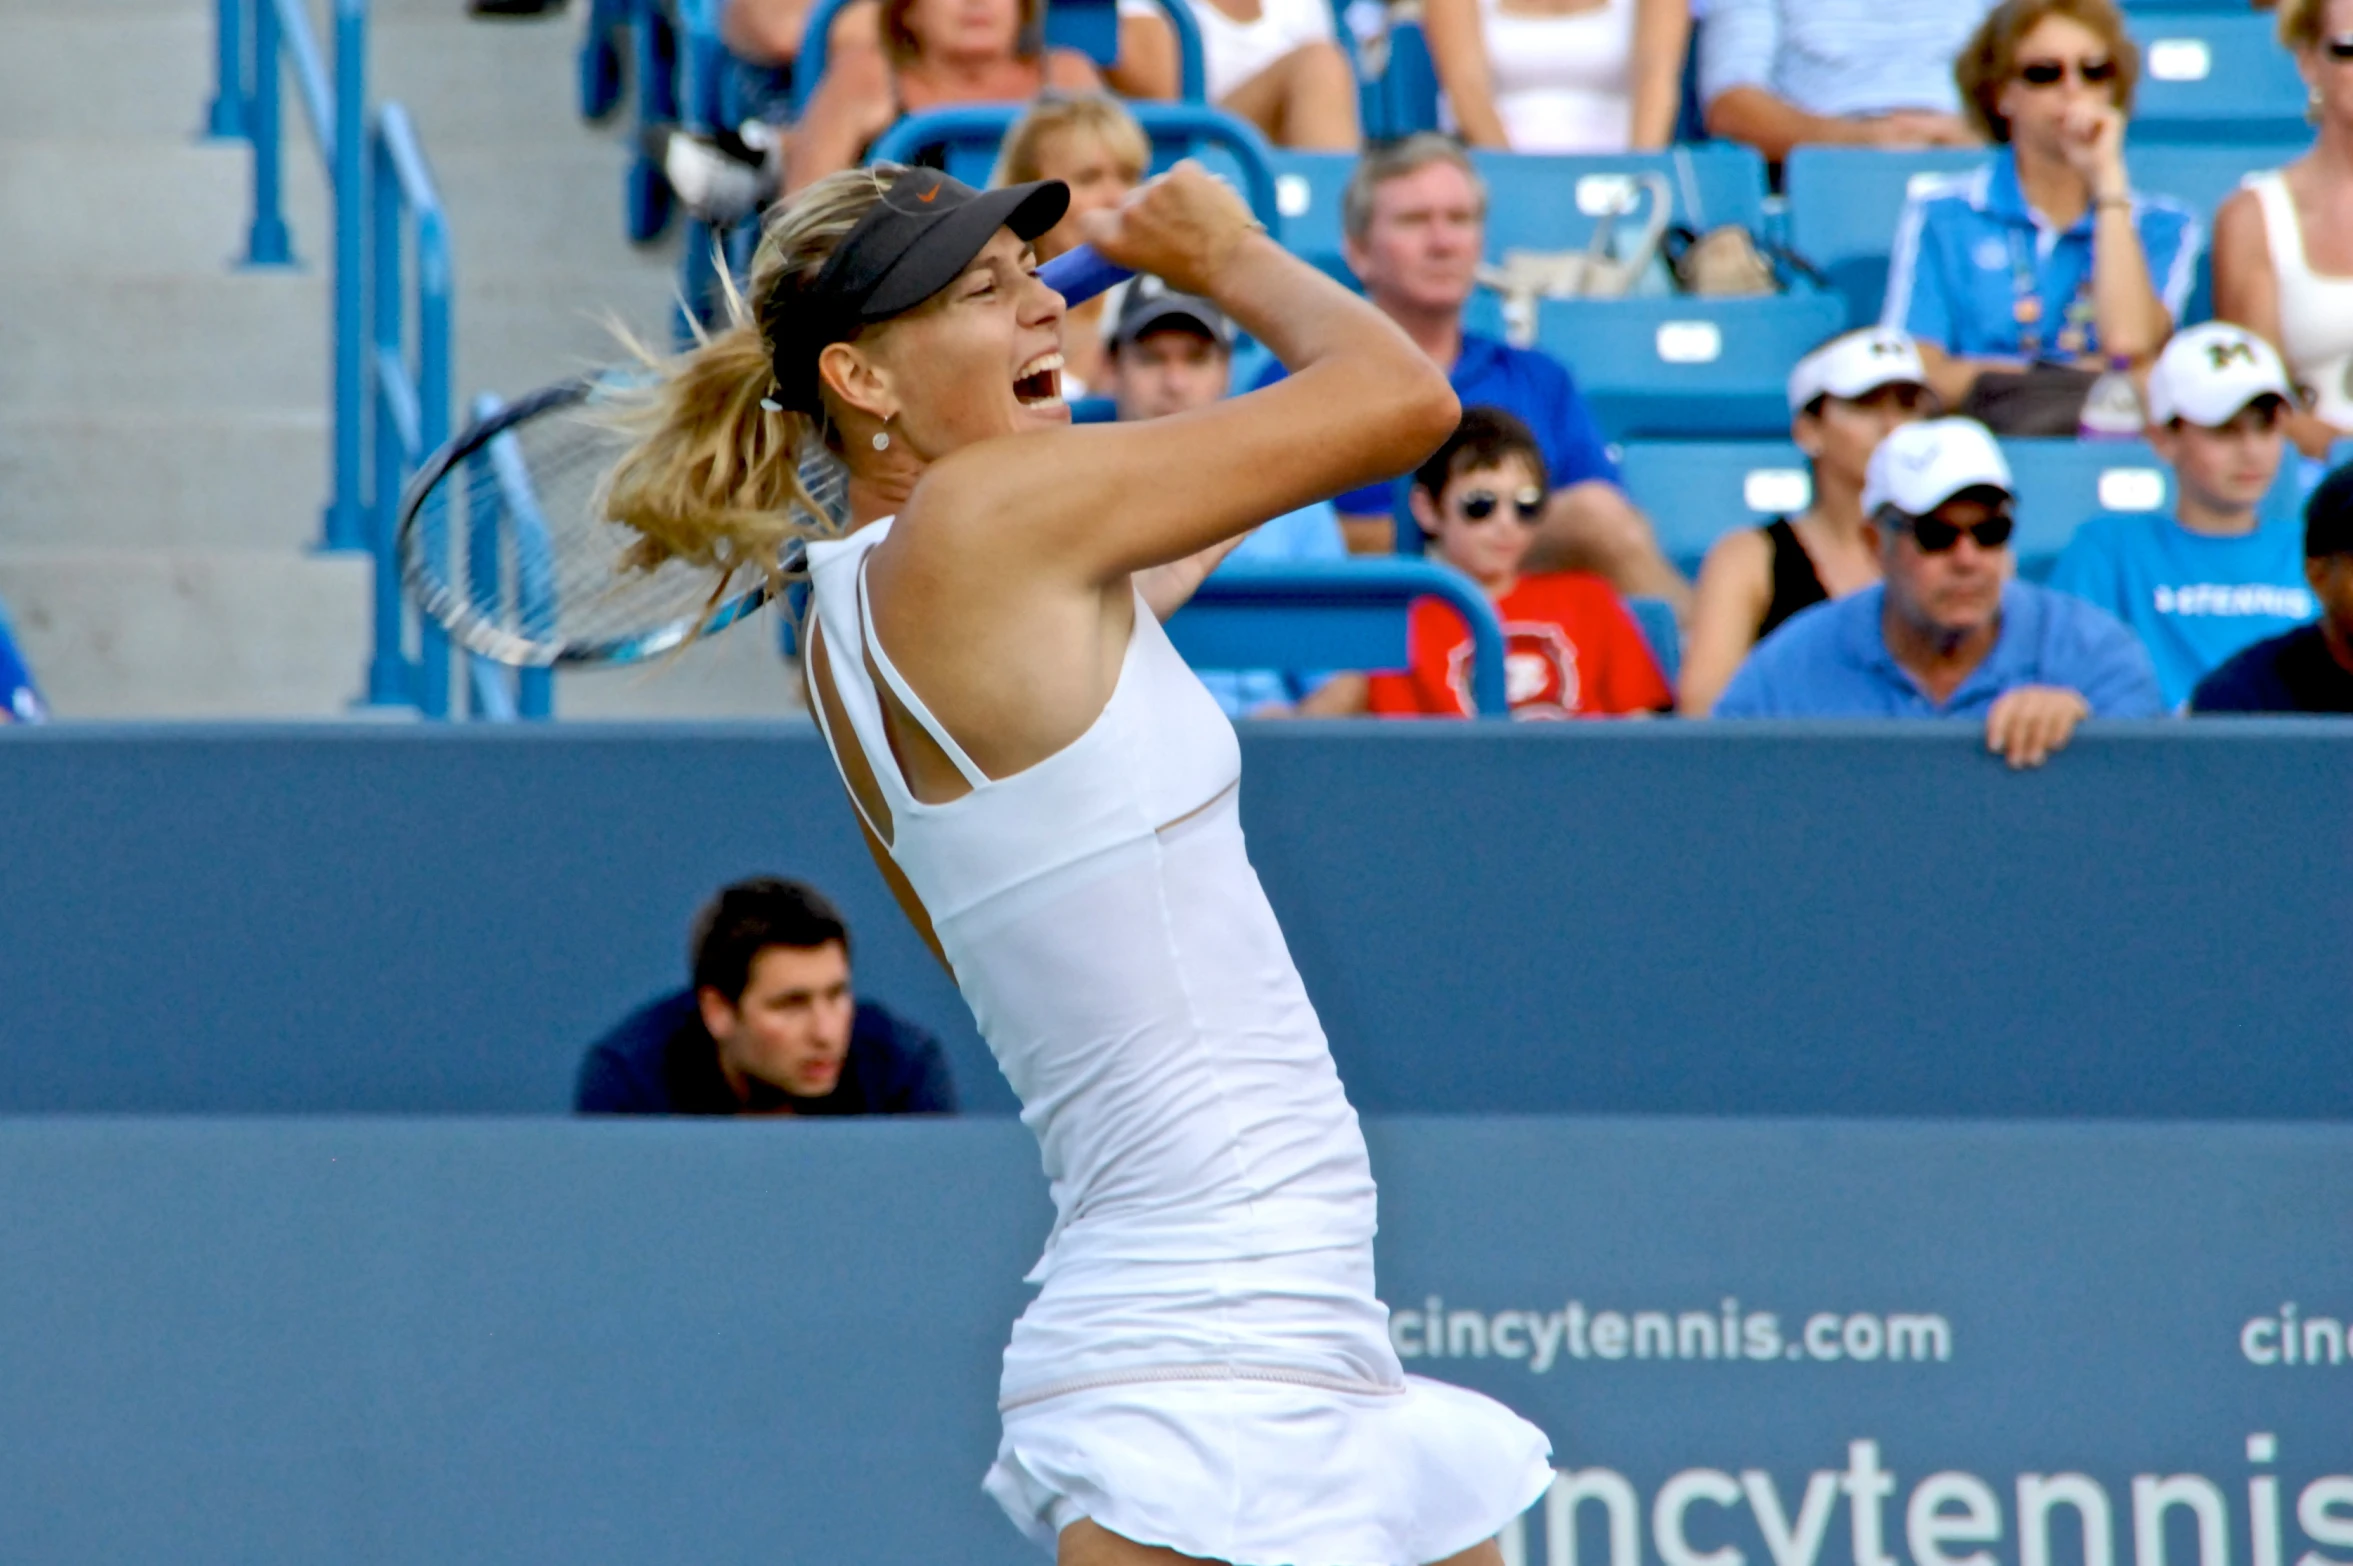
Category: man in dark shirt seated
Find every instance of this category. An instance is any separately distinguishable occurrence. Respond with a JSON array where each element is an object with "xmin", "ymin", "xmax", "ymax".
[
  {"xmin": 2191, "ymin": 464, "xmax": 2353, "ymax": 716},
  {"xmin": 576, "ymin": 877, "xmax": 956, "ymax": 1115}
]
